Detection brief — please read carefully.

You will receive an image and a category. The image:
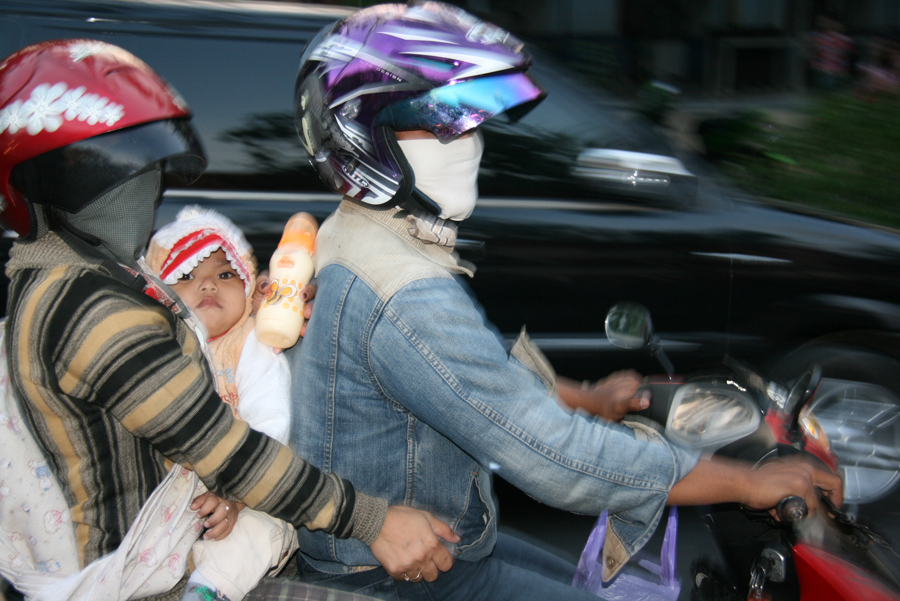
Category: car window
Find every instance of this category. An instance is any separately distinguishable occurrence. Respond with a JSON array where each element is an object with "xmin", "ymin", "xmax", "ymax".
[
  {"xmin": 0, "ymin": 2, "xmax": 691, "ymax": 208},
  {"xmin": 0, "ymin": 1, "xmax": 342, "ymax": 192},
  {"xmin": 478, "ymin": 49, "xmax": 689, "ymax": 204},
  {"xmin": 124, "ymin": 33, "xmax": 322, "ymax": 191}
]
